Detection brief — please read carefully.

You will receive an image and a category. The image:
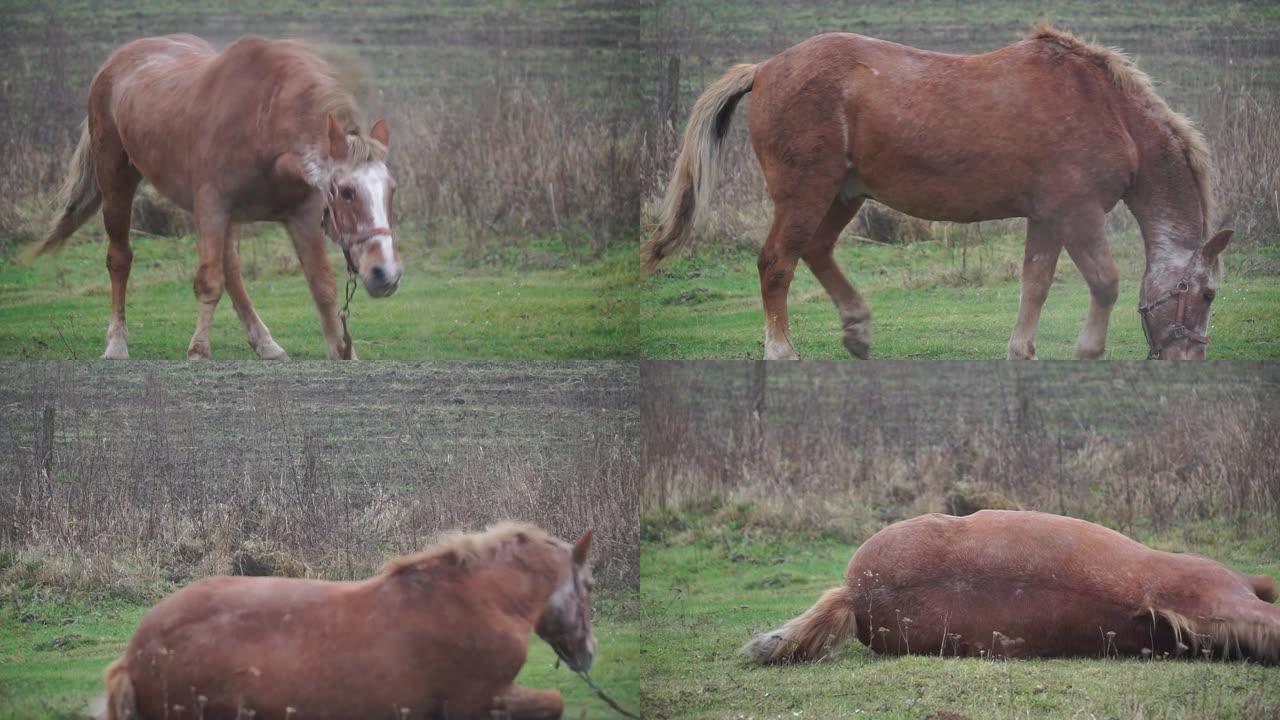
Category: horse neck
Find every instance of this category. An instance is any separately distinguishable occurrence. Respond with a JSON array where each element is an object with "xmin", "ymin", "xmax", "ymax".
[
  {"xmin": 475, "ymin": 544, "xmax": 564, "ymax": 624},
  {"xmin": 1124, "ymin": 128, "xmax": 1207, "ymax": 275}
]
